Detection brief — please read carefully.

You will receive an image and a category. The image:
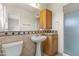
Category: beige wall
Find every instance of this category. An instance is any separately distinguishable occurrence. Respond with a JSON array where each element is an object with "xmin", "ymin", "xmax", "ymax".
[
  {"xmin": 40, "ymin": 3, "xmax": 69, "ymax": 54},
  {"xmin": 47, "ymin": 3, "xmax": 64, "ymax": 53}
]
